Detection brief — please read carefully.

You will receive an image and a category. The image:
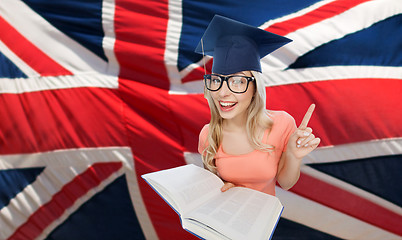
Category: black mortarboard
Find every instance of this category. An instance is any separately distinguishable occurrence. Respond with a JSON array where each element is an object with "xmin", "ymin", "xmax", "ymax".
[{"xmin": 195, "ymin": 15, "xmax": 292, "ymax": 75}]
